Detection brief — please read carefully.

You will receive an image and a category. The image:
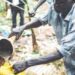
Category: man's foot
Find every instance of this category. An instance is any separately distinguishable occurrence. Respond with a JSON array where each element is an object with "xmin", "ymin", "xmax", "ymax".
[
  {"xmin": 11, "ymin": 25, "xmax": 16, "ymax": 31},
  {"xmin": 8, "ymin": 32, "xmax": 19, "ymax": 38}
]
